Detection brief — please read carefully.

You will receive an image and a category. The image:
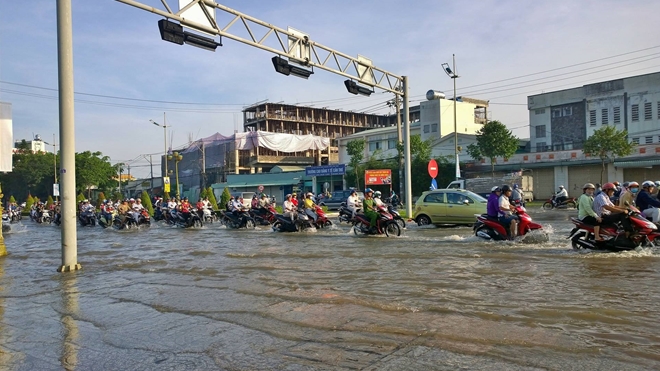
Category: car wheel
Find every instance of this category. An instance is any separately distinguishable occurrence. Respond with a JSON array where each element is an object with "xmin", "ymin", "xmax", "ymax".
[{"xmin": 416, "ymin": 215, "xmax": 431, "ymax": 226}]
